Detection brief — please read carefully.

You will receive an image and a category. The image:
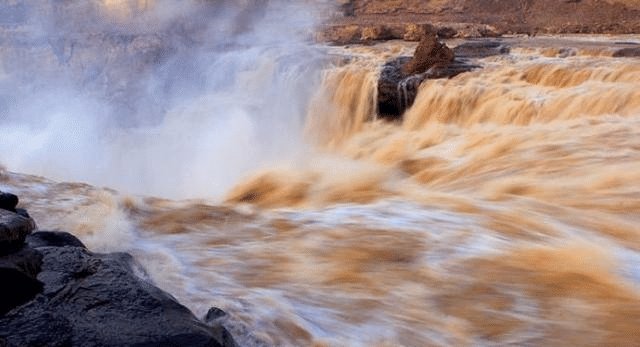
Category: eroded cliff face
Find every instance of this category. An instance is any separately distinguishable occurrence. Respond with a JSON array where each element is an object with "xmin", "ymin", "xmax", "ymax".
[{"xmin": 323, "ymin": 0, "xmax": 640, "ymax": 43}]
